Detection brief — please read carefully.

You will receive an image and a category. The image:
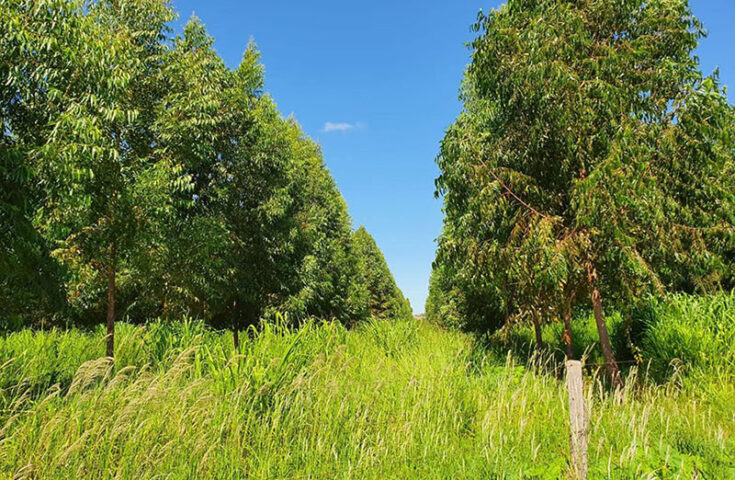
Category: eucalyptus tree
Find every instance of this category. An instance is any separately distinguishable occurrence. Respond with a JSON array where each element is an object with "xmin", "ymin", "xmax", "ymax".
[
  {"xmin": 2, "ymin": 0, "xmax": 408, "ymax": 341},
  {"xmin": 147, "ymin": 17, "xmax": 296, "ymax": 346},
  {"xmin": 133, "ymin": 15, "xmax": 374, "ymax": 341},
  {"xmin": 133, "ymin": 16, "xmax": 234, "ymax": 321},
  {"xmin": 32, "ymin": 0, "xmax": 181, "ymax": 357},
  {"xmin": 275, "ymin": 128, "xmax": 370, "ymax": 326},
  {"xmin": 432, "ymin": 0, "xmax": 734, "ymax": 385},
  {"xmin": 0, "ymin": 0, "xmax": 80, "ymax": 322},
  {"xmin": 215, "ymin": 97, "xmax": 296, "ymax": 348},
  {"xmin": 352, "ymin": 226, "xmax": 412, "ymax": 321}
]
